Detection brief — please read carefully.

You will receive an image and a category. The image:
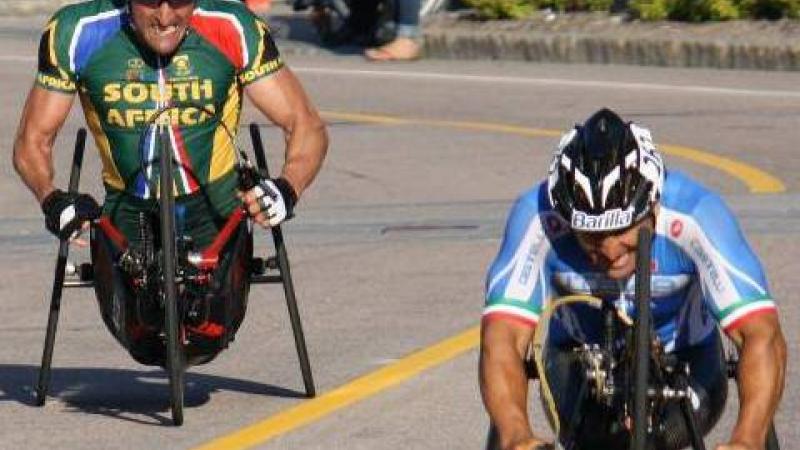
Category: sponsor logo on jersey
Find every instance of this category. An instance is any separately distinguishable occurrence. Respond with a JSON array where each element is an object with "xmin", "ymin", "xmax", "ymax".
[
  {"xmin": 128, "ymin": 58, "xmax": 145, "ymax": 69},
  {"xmin": 239, "ymin": 58, "xmax": 282, "ymax": 84},
  {"xmin": 670, "ymin": 219, "xmax": 683, "ymax": 238},
  {"xmin": 173, "ymin": 54, "xmax": 192, "ymax": 77},
  {"xmin": 126, "ymin": 69, "xmax": 141, "ymax": 82},
  {"xmin": 37, "ymin": 73, "xmax": 76, "ymax": 91},
  {"xmin": 518, "ymin": 236, "xmax": 545, "ymax": 286},
  {"xmin": 571, "ymin": 208, "xmax": 633, "ymax": 231},
  {"xmin": 688, "ymin": 239, "xmax": 724, "ymax": 292},
  {"xmin": 126, "ymin": 58, "xmax": 145, "ymax": 81}
]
